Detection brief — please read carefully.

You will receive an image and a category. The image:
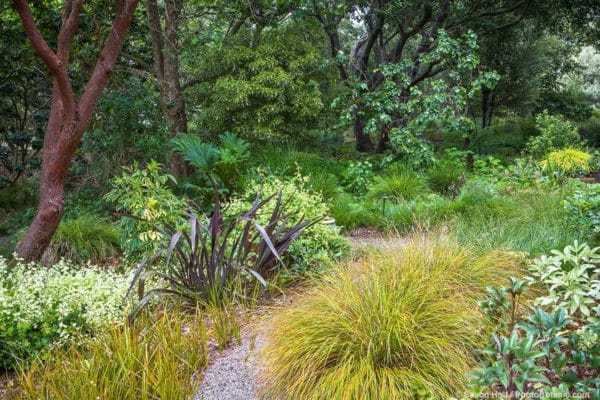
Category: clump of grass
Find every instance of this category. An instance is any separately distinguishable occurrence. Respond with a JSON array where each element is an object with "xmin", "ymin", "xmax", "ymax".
[
  {"xmin": 19, "ymin": 311, "xmax": 208, "ymax": 400},
  {"xmin": 426, "ymin": 158, "xmax": 465, "ymax": 196},
  {"xmin": 41, "ymin": 214, "xmax": 121, "ymax": 264},
  {"xmin": 207, "ymin": 303, "xmax": 241, "ymax": 351},
  {"xmin": 450, "ymin": 189, "xmax": 583, "ymax": 254},
  {"xmin": 367, "ymin": 167, "xmax": 427, "ymax": 202},
  {"xmin": 259, "ymin": 234, "xmax": 524, "ymax": 399}
]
